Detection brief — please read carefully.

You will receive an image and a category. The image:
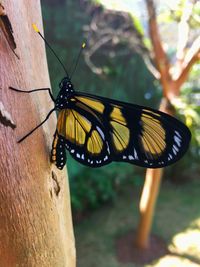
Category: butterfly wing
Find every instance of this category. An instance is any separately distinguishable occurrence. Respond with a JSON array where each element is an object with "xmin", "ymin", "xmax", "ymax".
[
  {"xmin": 56, "ymin": 104, "xmax": 112, "ymax": 167},
  {"xmin": 71, "ymin": 92, "xmax": 191, "ymax": 168}
]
